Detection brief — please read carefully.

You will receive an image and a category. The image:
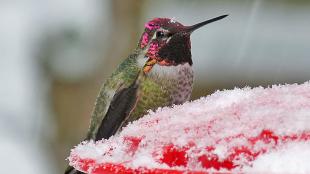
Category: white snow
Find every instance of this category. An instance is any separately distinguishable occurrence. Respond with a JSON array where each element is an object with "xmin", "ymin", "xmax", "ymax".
[
  {"xmin": 69, "ymin": 82, "xmax": 310, "ymax": 173},
  {"xmin": 244, "ymin": 141, "xmax": 310, "ymax": 174}
]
